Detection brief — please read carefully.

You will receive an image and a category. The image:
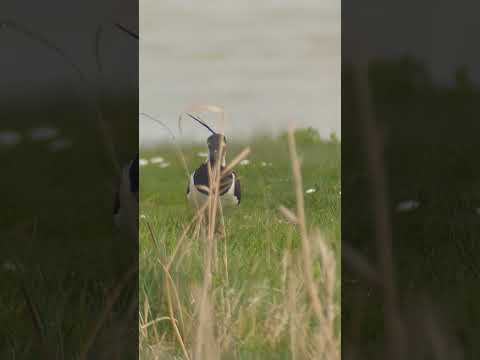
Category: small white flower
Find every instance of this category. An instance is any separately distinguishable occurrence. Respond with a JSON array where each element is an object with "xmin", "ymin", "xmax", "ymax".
[
  {"xmin": 150, "ymin": 156, "xmax": 164, "ymax": 164},
  {"xmin": 2, "ymin": 261, "xmax": 16, "ymax": 271},
  {"xmin": 240, "ymin": 159, "xmax": 250, "ymax": 166},
  {"xmin": 197, "ymin": 152, "xmax": 208, "ymax": 158},
  {"xmin": 306, "ymin": 188, "xmax": 317, "ymax": 194},
  {"xmin": 30, "ymin": 127, "xmax": 59, "ymax": 141},
  {"xmin": 2, "ymin": 261, "xmax": 24, "ymax": 272},
  {"xmin": 0, "ymin": 131, "xmax": 21, "ymax": 146},
  {"xmin": 48, "ymin": 138, "xmax": 72, "ymax": 152},
  {"xmin": 139, "ymin": 158, "xmax": 149, "ymax": 166},
  {"xmin": 396, "ymin": 200, "xmax": 420, "ymax": 212},
  {"xmin": 249, "ymin": 296, "xmax": 261, "ymax": 306},
  {"xmin": 159, "ymin": 162, "xmax": 170, "ymax": 168},
  {"xmin": 140, "ymin": 214, "xmax": 146, "ymax": 219},
  {"xmin": 261, "ymin": 162, "xmax": 273, "ymax": 167}
]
